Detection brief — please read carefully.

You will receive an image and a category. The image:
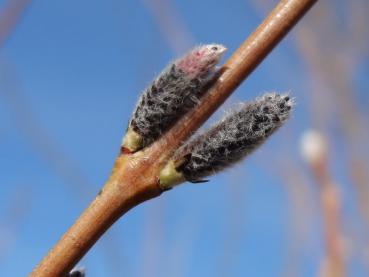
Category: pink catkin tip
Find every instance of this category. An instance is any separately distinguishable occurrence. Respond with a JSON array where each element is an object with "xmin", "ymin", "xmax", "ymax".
[{"xmin": 175, "ymin": 44, "xmax": 226, "ymax": 78}]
